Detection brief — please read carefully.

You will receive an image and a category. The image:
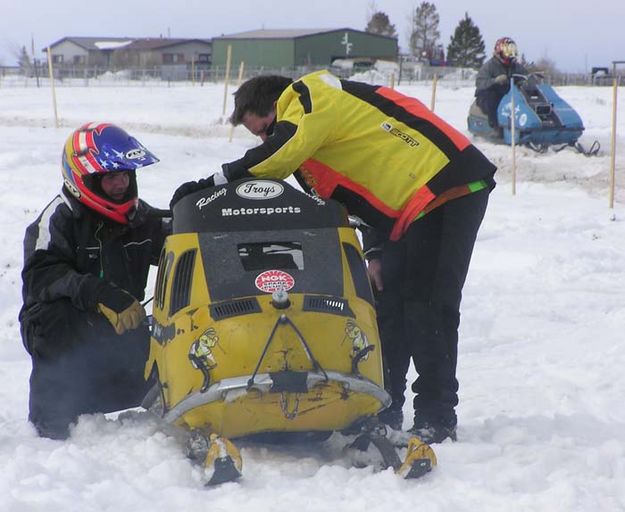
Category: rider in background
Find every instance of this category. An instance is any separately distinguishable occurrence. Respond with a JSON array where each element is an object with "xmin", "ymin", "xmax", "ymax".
[{"xmin": 475, "ymin": 37, "xmax": 529, "ymax": 129}]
